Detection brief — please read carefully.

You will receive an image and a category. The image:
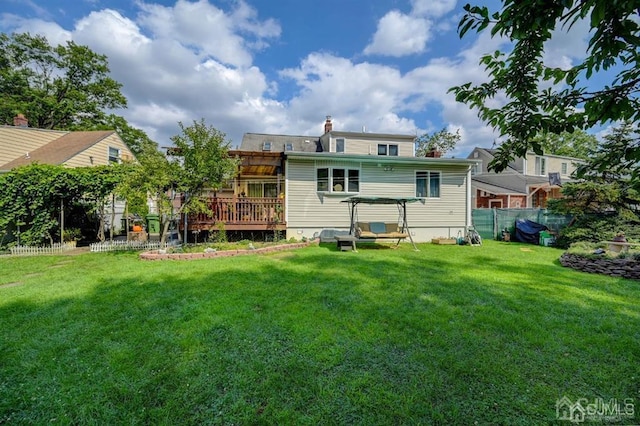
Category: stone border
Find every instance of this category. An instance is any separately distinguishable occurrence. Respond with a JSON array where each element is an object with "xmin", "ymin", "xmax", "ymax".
[
  {"xmin": 139, "ymin": 241, "xmax": 313, "ymax": 261},
  {"xmin": 559, "ymin": 253, "xmax": 640, "ymax": 280}
]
